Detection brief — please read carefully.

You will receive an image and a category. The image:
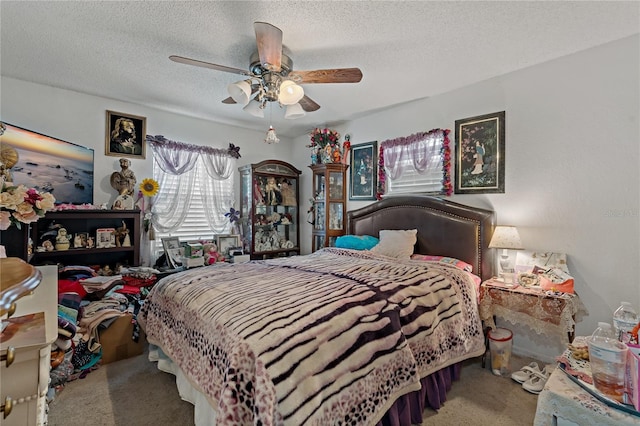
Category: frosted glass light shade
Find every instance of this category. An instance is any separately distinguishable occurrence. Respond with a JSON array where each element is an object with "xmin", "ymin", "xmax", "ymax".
[
  {"xmin": 243, "ymin": 98, "xmax": 264, "ymax": 117},
  {"xmin": 264, "ymin": 125, "xmax": 279, "ymax": 144},
  {"xmin": 228, "ymin": 80, "xmax": 252, "ymax": 105},
  {"xmin": 284, "ymin": 103, "xmax": 305, "ymax": 119},
  {"xmin": 278, "ymin": 80, "xmax": 304, "ymax": 105}
]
